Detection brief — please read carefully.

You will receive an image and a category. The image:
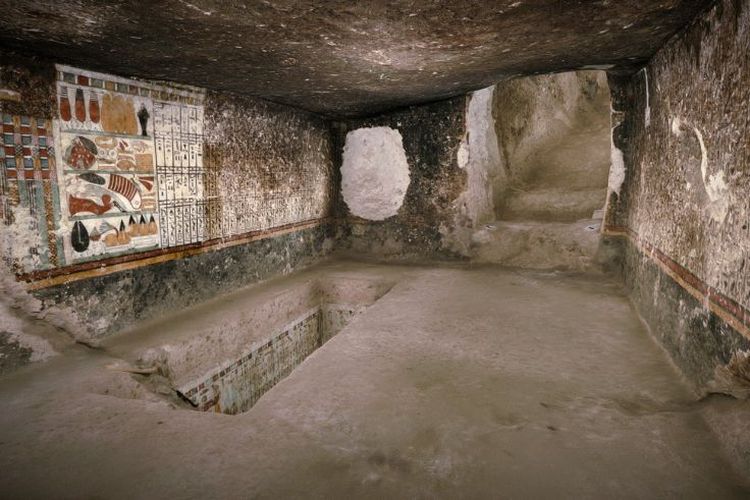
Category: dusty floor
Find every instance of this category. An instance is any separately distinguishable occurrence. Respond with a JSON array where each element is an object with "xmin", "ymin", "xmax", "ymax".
[{"xmin": 0, "ymin": 261, "xmax": 748, "ymax": 498}]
